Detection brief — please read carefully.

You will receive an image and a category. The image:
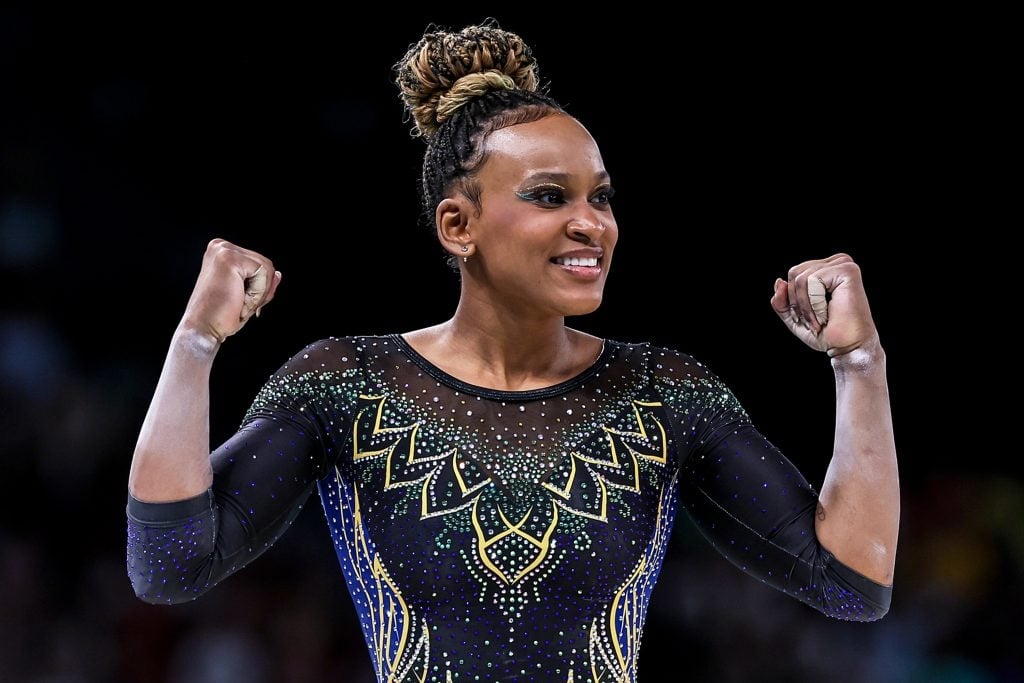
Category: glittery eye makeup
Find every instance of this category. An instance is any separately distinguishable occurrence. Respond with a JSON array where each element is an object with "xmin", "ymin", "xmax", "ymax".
[
  {"xmin": 591, "ymin": 184, "xmax": 615, "ymax": 204},
  {"xmin": 516, "ymin": 184, "xmax": 566, "ymax": 204},
  {"xmin": 516, "ymin": 183, "xmax": 616, "ymax": 208}
]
